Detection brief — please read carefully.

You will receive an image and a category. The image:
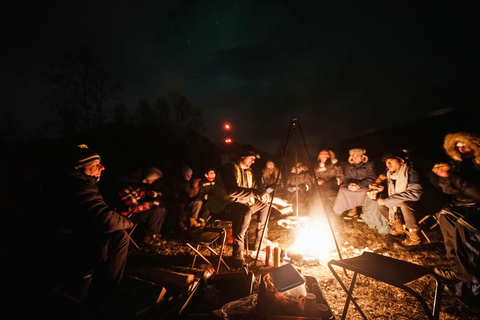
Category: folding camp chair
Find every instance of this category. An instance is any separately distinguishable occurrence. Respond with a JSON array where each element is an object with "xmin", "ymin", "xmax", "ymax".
[
  {"xmin": 418, "ymin": 214, "xmax": 440, "ymax": 244},
  {"xmin": 127, "ymin": 223, "xmax": 140, "ymax": 250},
  {"xmin": 186, "ymin": 227, "xmax": 230, "ymax": 273},
  {"xmin": 328, "ymin": 251, "xmax": 443, "ymax": 320}
]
